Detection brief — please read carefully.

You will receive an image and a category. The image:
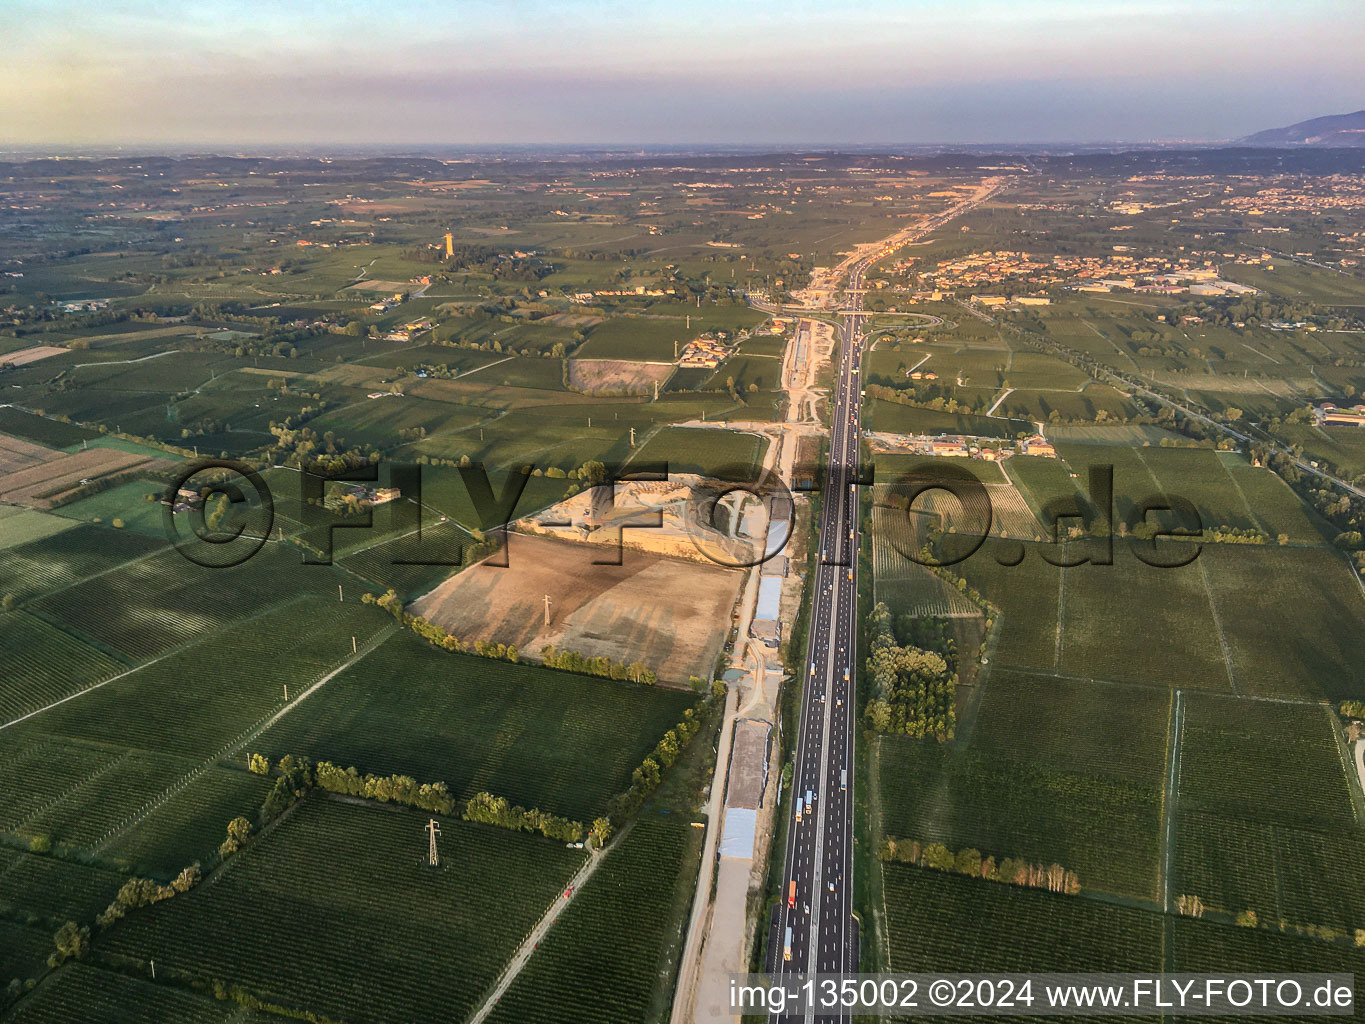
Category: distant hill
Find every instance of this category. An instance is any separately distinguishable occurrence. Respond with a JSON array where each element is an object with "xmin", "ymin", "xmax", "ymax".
[{"xmin": 1240, "ymin": 109, "xmax": 1365, "ymax": 147}]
